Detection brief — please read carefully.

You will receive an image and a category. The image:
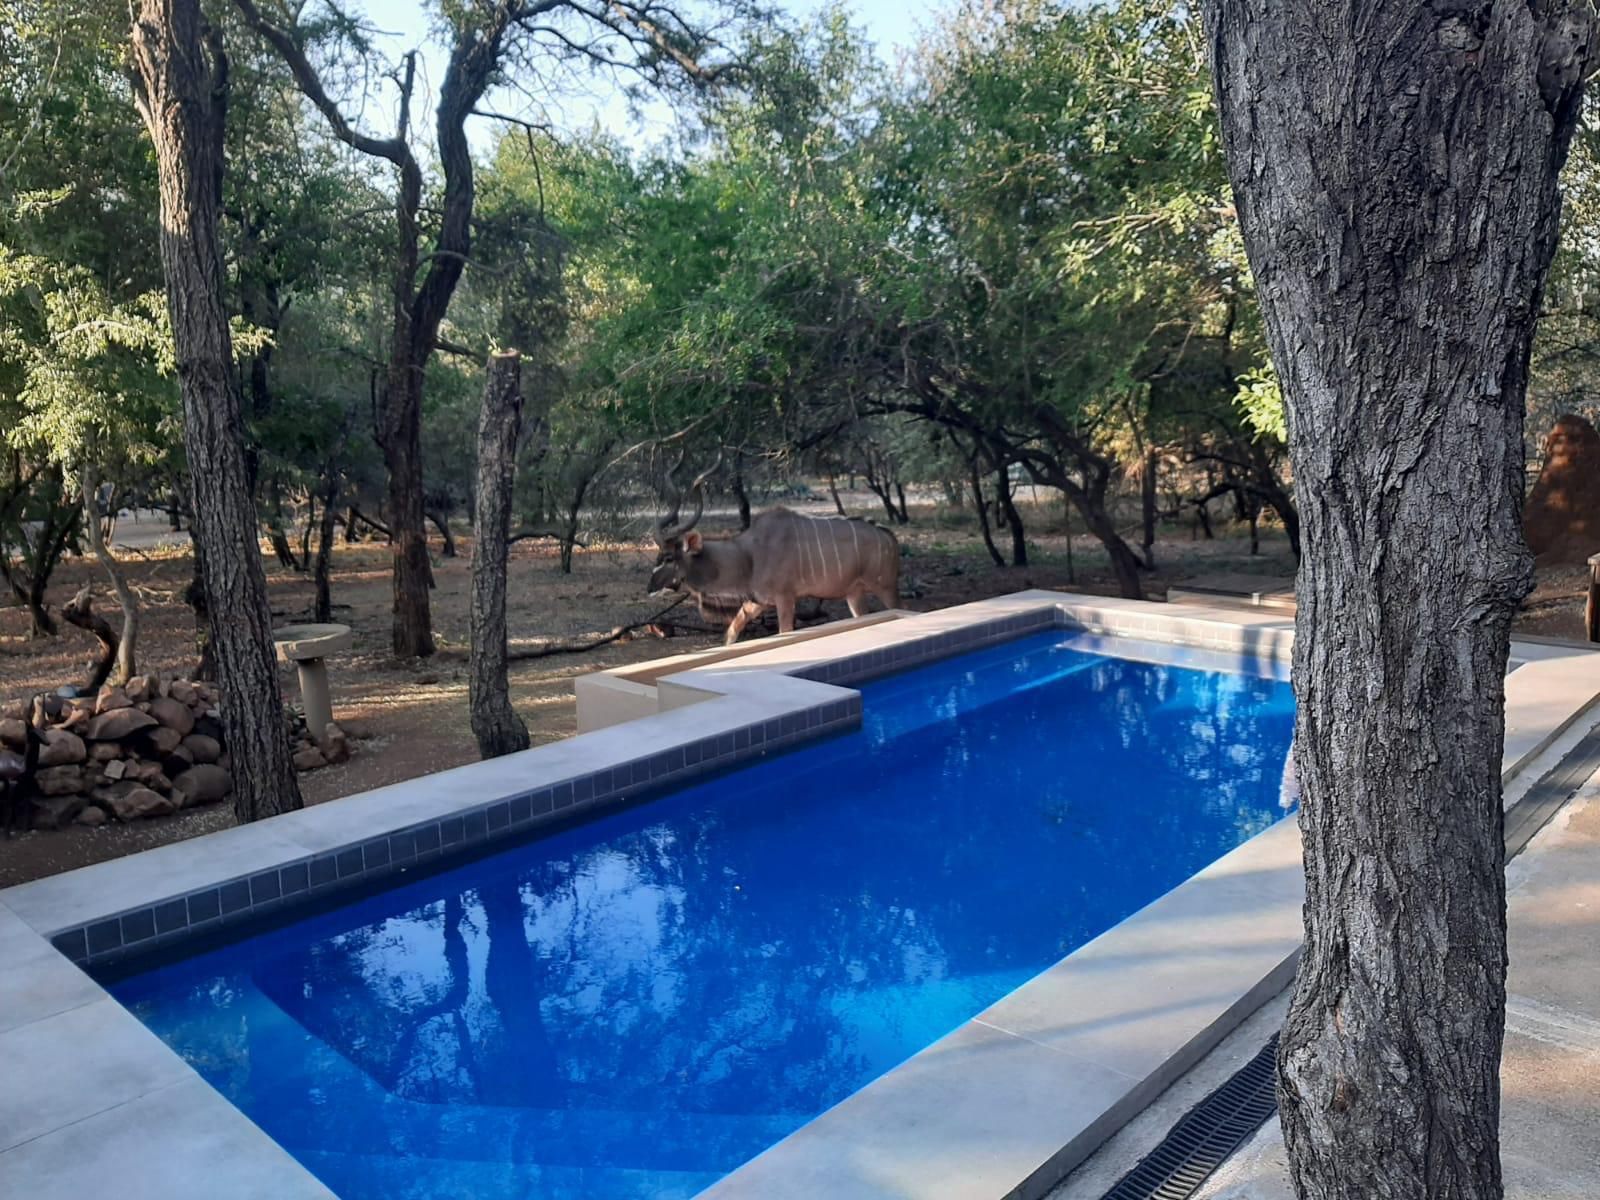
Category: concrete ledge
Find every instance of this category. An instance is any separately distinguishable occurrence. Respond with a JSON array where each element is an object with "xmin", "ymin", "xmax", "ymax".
[{"xmin": 575, "ymin": 609, "xmax": 909, "ymax": 731}]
